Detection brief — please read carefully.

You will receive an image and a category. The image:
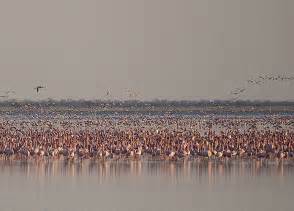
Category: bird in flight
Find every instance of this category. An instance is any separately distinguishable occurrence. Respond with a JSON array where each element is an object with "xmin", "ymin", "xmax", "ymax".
[
  {"xmin": 34, "ymin": 86, "xmax": 46, "ymax": 93},
  {"xmin": 259, "ymin": 76, "xmax": 265, "ymax": 80},
  {"xmin": 230, "ymin": 88, "xmax": 246, "ymax": 95}
]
